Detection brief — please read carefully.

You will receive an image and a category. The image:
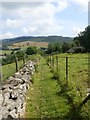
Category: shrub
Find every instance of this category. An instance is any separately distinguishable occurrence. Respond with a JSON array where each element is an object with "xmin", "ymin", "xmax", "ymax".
[{"xmin": 26, "ymin": 46, "xmax": 37, "ymax": 55}]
